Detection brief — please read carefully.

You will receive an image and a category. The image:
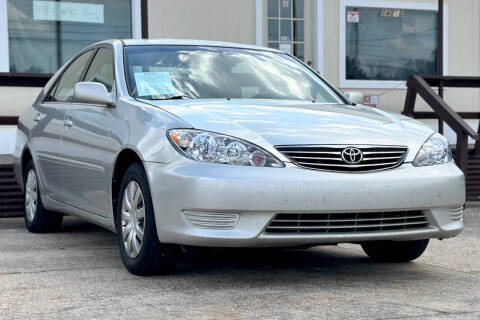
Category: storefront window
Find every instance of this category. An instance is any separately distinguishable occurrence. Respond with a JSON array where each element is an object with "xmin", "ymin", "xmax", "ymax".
[
  {"xmin": 345, "ymin": 6, "xmax": 438, "ymax": 81},
  {"xmin": 7, "ymin": 0, "xmax": 132, "ymax": 74}
]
